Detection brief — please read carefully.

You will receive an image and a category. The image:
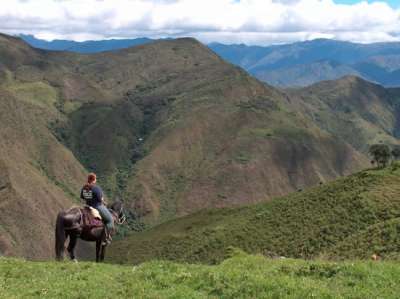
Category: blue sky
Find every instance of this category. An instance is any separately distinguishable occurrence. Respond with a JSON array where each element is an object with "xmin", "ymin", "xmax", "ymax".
[{"xmin": 334, "ymin": 0, "xmax": 399, "ymax": 8}]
